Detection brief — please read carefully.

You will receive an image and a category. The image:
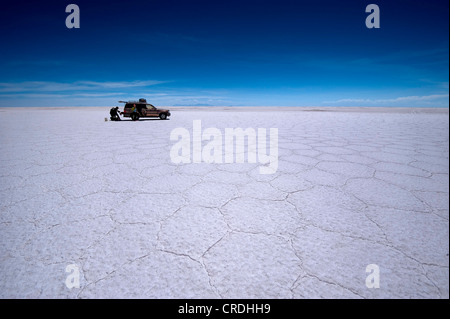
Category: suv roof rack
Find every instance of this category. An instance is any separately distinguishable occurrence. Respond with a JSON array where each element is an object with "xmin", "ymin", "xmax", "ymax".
[{"xmin": 118, "ymin": 100, "xmax": 147, "ymax": 104}]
